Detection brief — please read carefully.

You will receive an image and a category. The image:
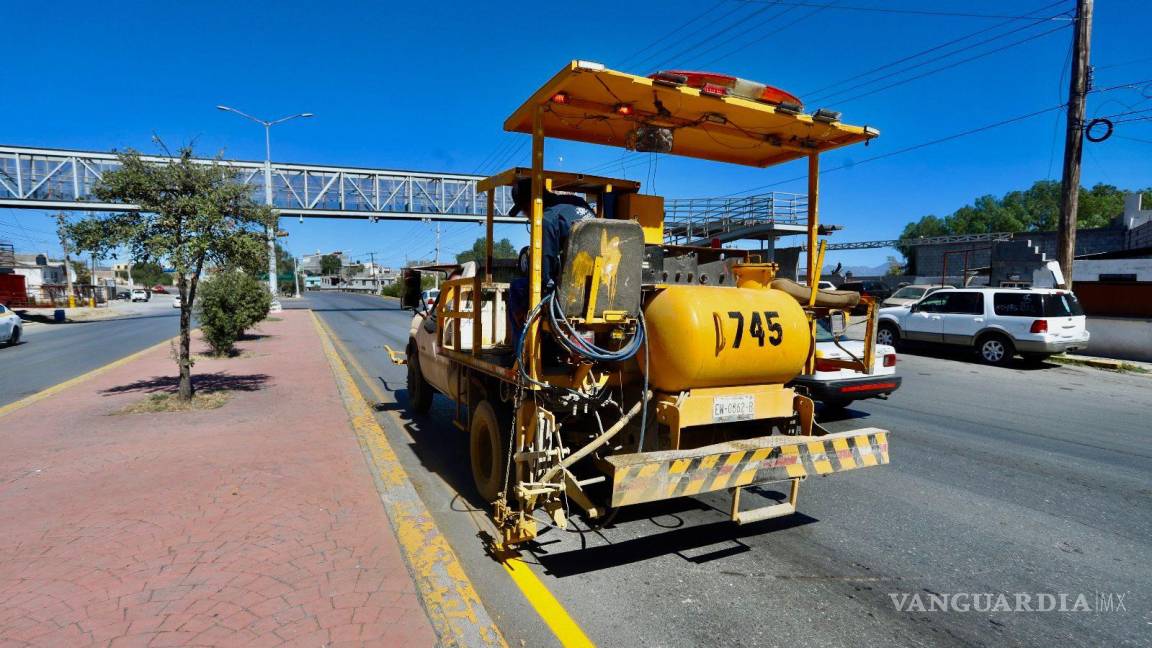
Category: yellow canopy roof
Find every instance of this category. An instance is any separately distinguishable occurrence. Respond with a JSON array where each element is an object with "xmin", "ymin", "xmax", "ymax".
[{"xmin": 504, "ymin": 61, "xmax": 879, "ymax": 168}]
